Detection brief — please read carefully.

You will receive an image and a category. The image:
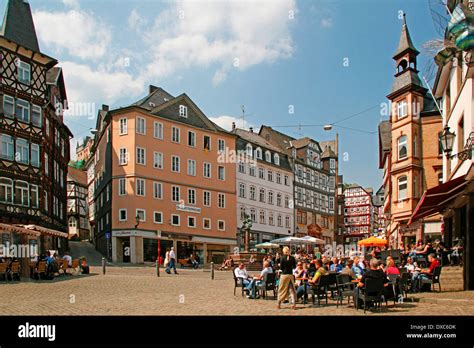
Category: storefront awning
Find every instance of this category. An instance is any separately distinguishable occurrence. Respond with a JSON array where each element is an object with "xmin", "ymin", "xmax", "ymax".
[
  {"xmin": 0, "ymin": 223, "xmax": 41, "ymax": 237},
  {"xmin": 21, "ymin": 224, "xmax": 68, "ymax": 238},
  {"xmin": 408, "ymin": 175, "xmax": 468, "ymax": 225}
]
